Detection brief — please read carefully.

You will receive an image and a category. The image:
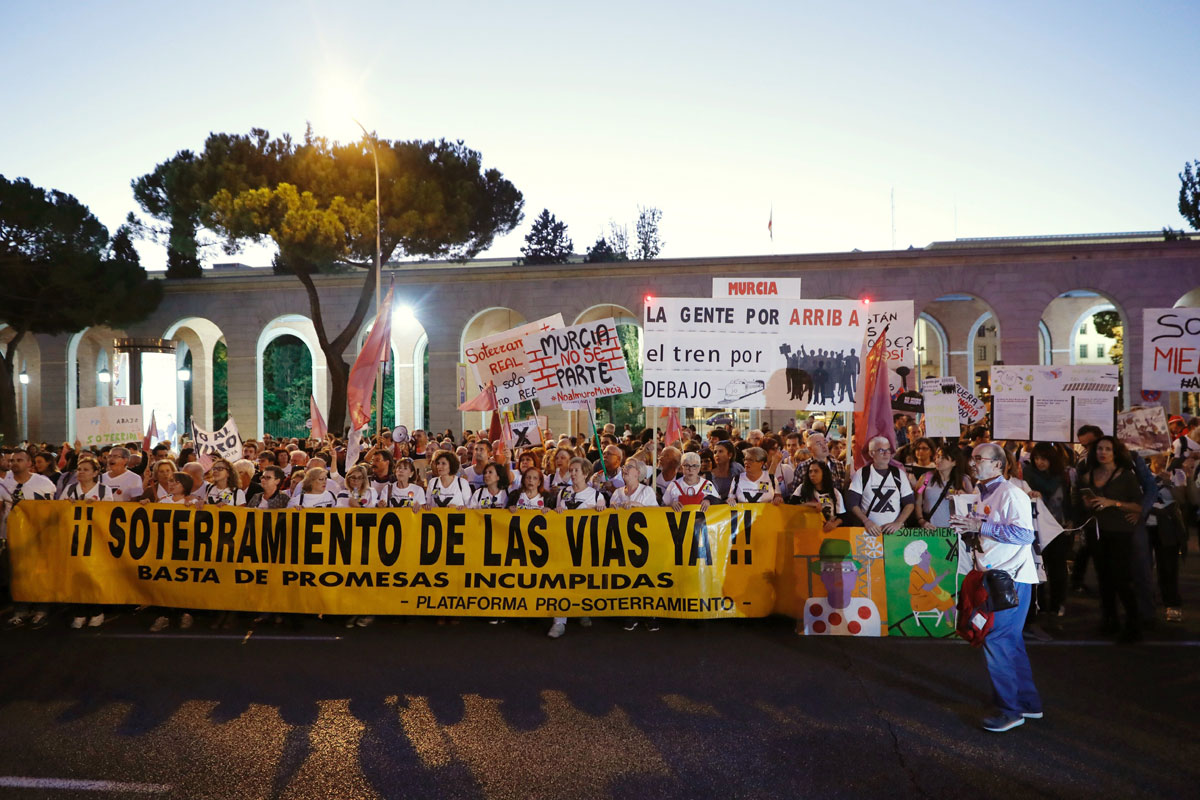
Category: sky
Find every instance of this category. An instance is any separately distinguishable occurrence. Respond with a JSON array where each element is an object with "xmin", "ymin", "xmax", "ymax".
[{"xmin": 2, "ymin": 0, "xmax": 1198, "ymax": 270}]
